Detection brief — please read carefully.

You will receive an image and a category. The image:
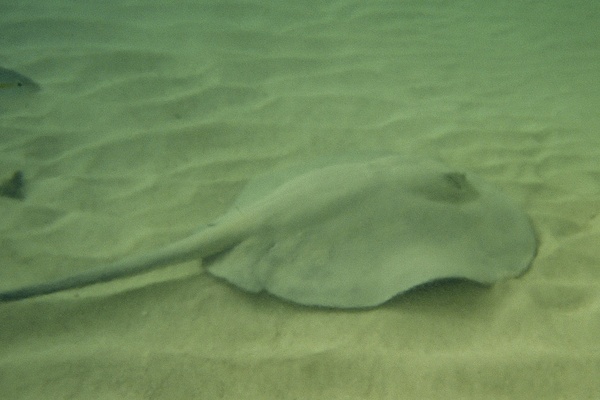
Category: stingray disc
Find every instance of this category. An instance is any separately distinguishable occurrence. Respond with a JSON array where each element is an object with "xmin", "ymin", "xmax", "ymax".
[{"xmin": 206, "ymin": 156, "xmax": 537, "ymax": 308}]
